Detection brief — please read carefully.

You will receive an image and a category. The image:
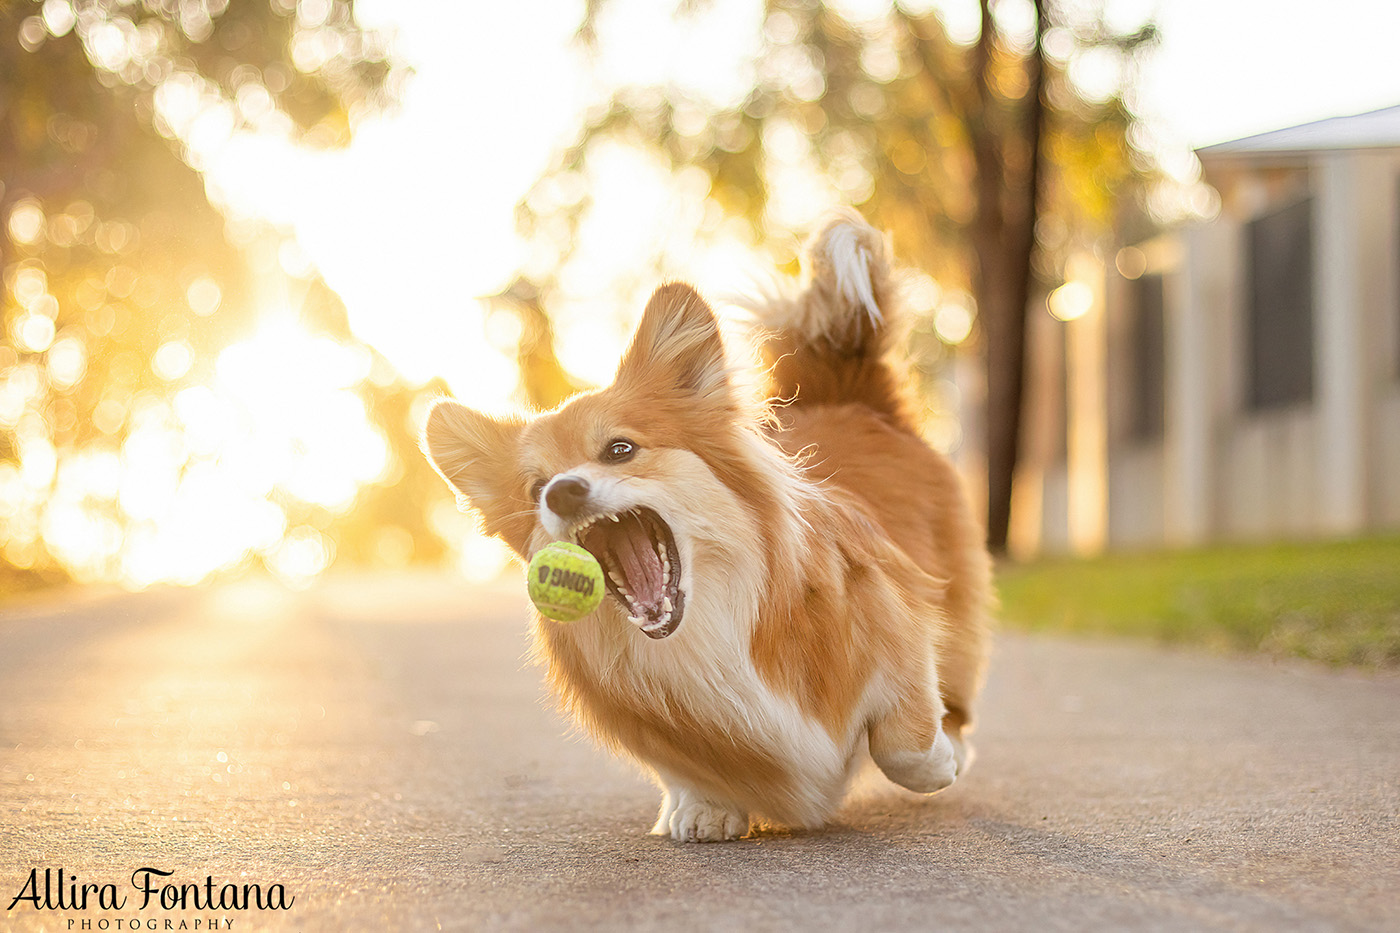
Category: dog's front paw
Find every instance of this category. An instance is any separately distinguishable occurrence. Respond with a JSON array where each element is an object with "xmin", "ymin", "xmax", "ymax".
[{"xmin": 667, "ymin": 797, "xmax": 748, "ymax": 843}]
